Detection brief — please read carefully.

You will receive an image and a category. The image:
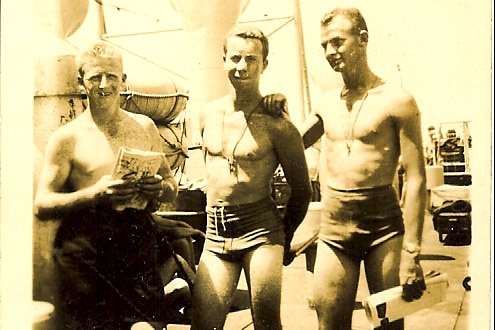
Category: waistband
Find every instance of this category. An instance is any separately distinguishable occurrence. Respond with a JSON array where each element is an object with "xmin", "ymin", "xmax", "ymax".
[
  {"xmin": 206, "ymin": 196, "xmax": 277, "ymax": 237},
  {"xmin": 327, "ymin": 184, "xmax": 393, "ymax": 193},
  {"xmin": 207, "ymin": 196, "xmax": 274, "ymax": 214}
]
